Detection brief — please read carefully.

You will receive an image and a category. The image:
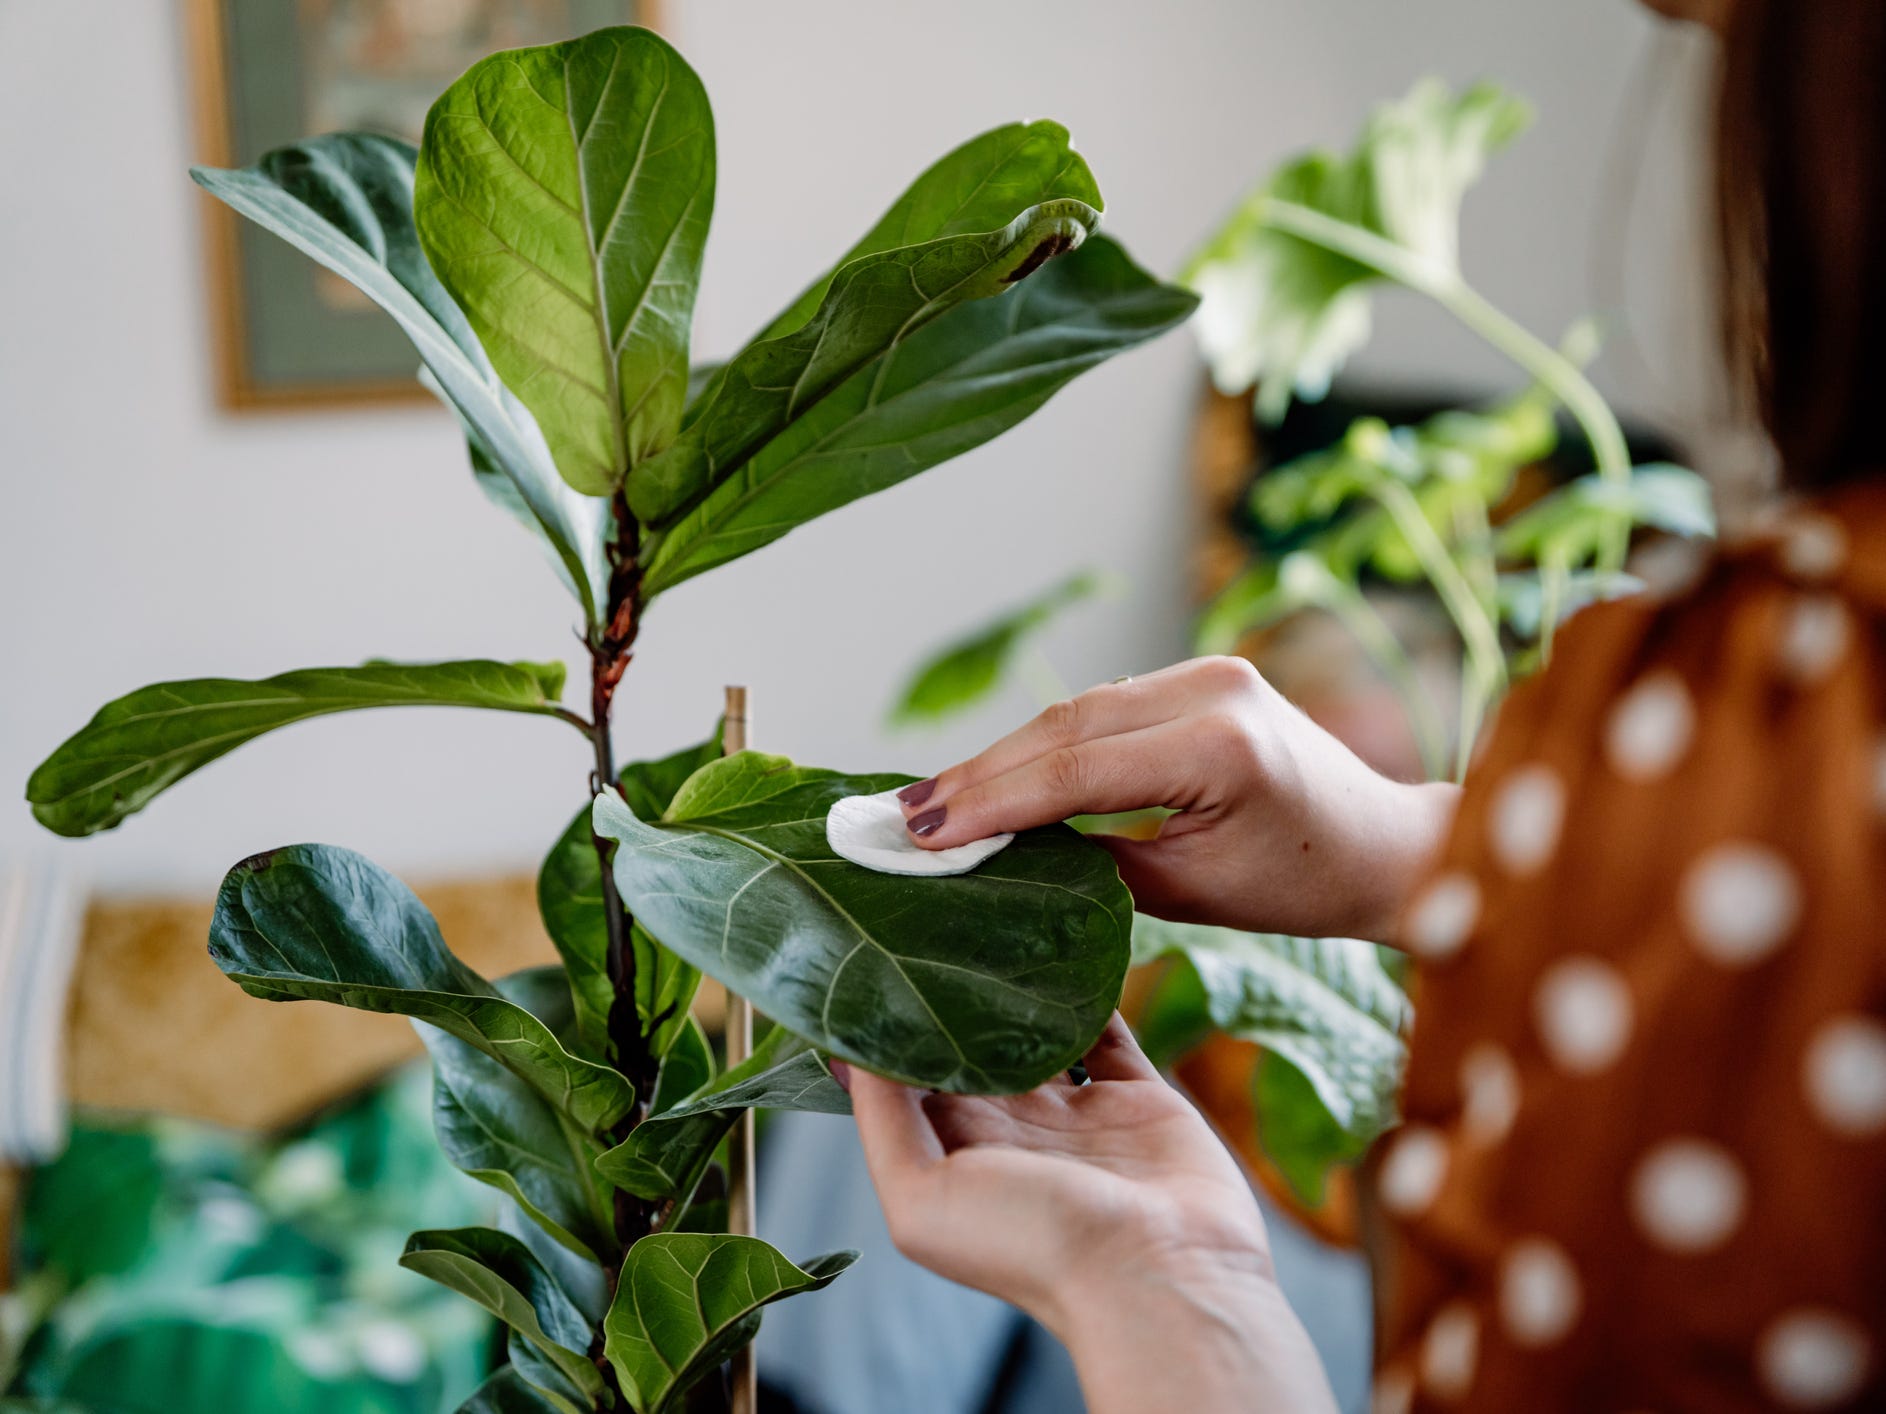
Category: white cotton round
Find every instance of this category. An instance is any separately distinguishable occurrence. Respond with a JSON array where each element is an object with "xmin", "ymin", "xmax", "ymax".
[{"xmin": 826, "ymin": 789, "xmax": 1014, "ymax": 876}]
